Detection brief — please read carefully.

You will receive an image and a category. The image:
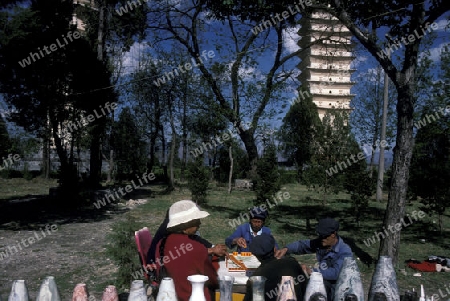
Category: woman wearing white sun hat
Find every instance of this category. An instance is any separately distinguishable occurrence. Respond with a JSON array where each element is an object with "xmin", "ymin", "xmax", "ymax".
[{"xmin": 155, "ymin": 200, "xmax": 219, "ymax": 301}]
